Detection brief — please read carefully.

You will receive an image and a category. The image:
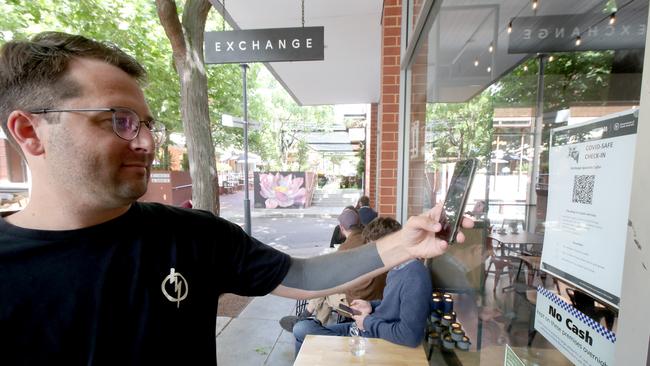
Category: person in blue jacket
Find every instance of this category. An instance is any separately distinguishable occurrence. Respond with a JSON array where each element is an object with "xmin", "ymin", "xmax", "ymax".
[{"xmin": 292, "ymin": 217, "xmax": 432, "ymax": 354}]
